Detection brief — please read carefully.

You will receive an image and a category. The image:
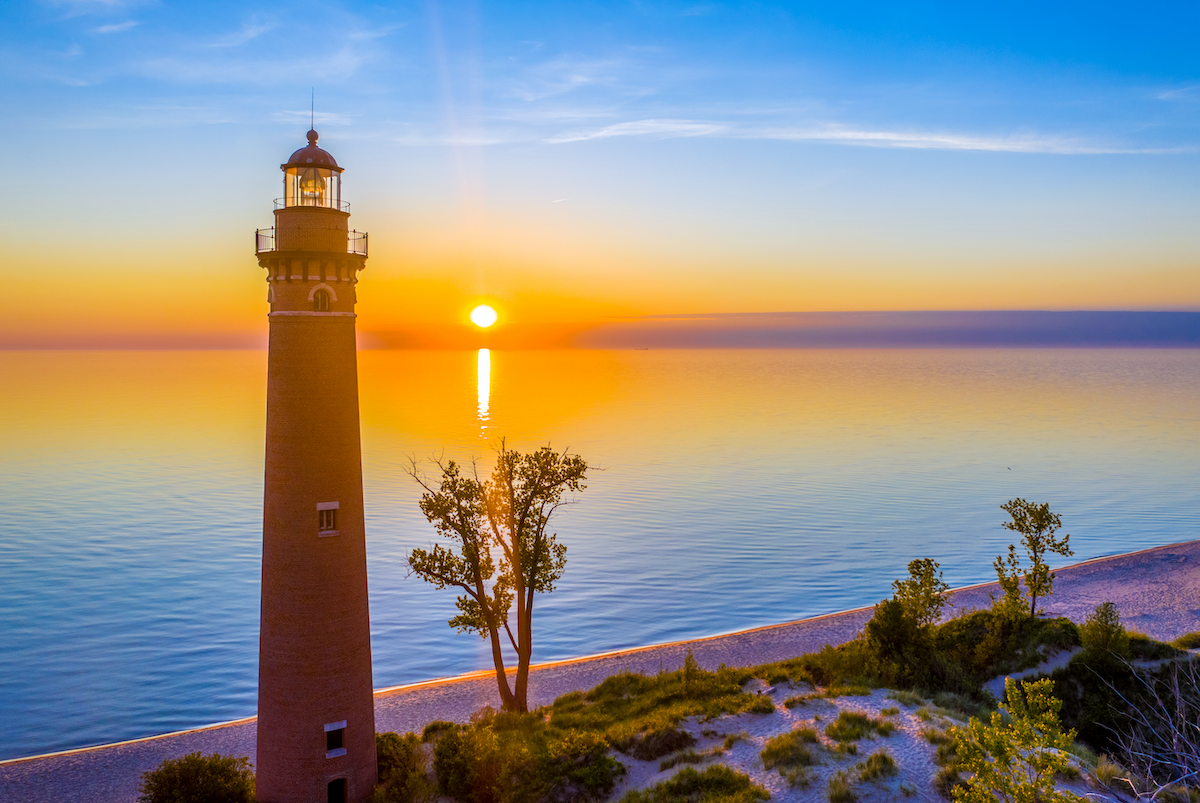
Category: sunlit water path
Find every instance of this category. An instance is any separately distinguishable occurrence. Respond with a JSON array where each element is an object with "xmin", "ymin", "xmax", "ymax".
[{"xmin": 1, "ymin": 349, "xmax": 1197, "ymax": 760}]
